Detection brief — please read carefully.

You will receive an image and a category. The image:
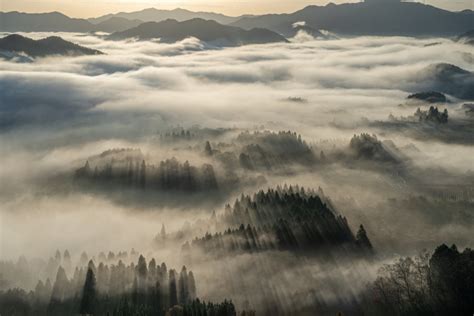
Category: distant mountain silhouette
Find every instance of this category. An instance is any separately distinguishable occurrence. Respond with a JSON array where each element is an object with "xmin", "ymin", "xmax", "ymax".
[
  {"xmin": 2, "ymin": 4, "xmax": 473, "ymax": 36},
  {"xmin": 0, "ymin": 11, "xmax": 142, "ymax": 33},
  {"xmin": 457, "ymin": 29, "xmax": 474, "ymax": 45},
  {"xmin": 88, "ymin": 7, "xmax": 242, "ymax": 25},
  {"xmin": 0, "ymin": 11, "xmax": 93, "ymax": 32},
  {"xmin": 94, "ymin": 17, "xmax": 144, "ymax": 33},
  {"xmin": 108, "ymin": 19, "xmax": 288, "ymax": 46},
  {"xmin": 0, "ymin": 34, "xmax": 103, "ymax": 58},
  {"xmin": 231, "ymin": 2, "xmax": 474, "ymax": 36}
]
